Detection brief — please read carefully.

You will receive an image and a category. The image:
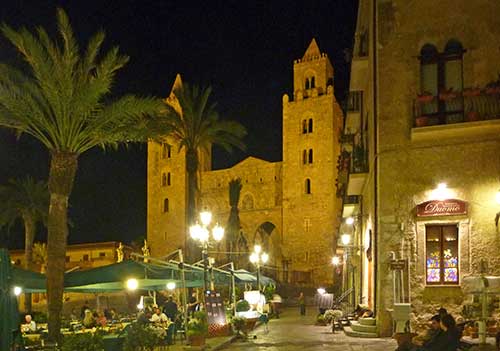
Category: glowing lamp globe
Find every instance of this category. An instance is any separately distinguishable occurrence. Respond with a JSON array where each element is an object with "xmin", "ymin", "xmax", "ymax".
[
  {"xmin": 261, "ymin": 253, "xmax": 269, "ymax": 263},
  {"xmin": 345, "ymin": 217, "xmax": 354, "ymax": 225},
  {"xmin": 341, "ymin": 233, "xmax": 351, "ymax": 246},
  {"xmin": 212, "ymin": 225, "xmax": 224, "ymax": 241},
  {"xmin": 249, "ymin": 253, "xmax": 258, "ymax": 264},
  {"xmin": 254, "ymin": 245, "xmax": 262, "ymax": 254},
  {"xmin": 331, "ymin": 256, "xmax": 340, "ymax": 265},
  {"xmin": 317, "ymin": 288, "xmax": 326, "ymax": 295},
  {"xmin": 126, "ymin": 278, "xmax": 139, "ymax": 291},
  {"xmin": 200, "ymin": 211, "xmax": 212, "ymax": 226},
  {"xmin": 13, "ymin": 286, "xmax": 22, "ymax": 296},
  {"xmin": 189, "ymin": 223, "xmax": 203, "ymax": 240},
  {"xmin": 166, "ymin": 282, "xmax": 176, "ymax": 290}
]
